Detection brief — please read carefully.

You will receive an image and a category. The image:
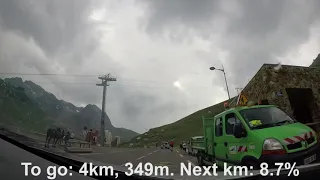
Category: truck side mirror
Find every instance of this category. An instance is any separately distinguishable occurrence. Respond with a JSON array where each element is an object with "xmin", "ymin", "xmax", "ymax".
[{"xmin": 234, "ymin": 123, "xmax": 246, "ymax": 138}]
